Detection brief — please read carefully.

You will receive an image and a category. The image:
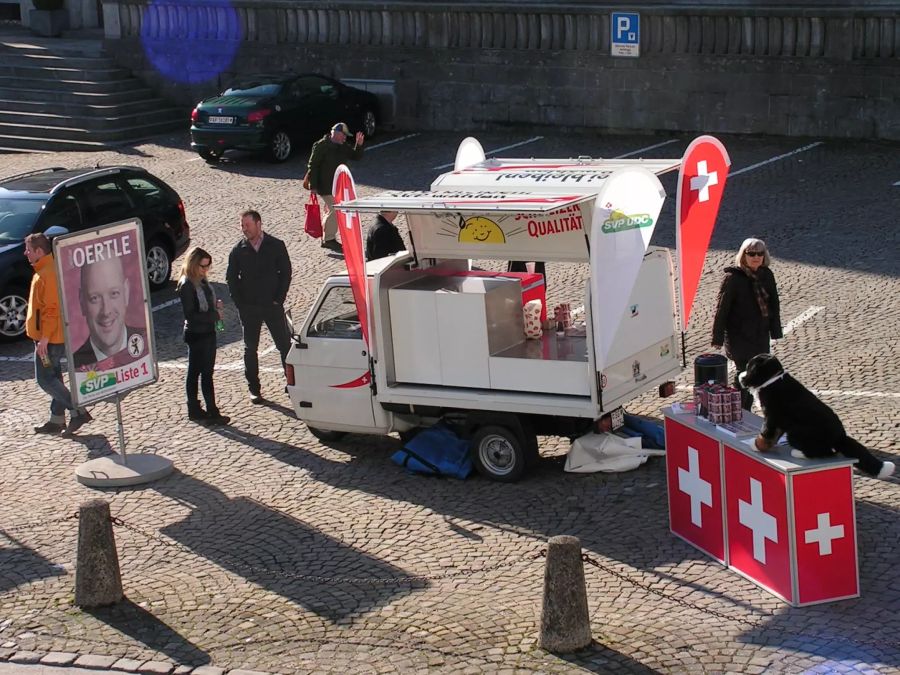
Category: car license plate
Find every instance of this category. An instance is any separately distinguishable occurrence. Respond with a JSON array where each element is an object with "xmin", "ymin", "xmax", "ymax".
[
  {"xmin": 208, "ymin": 116, "xmax": 234, "ymax": 124},
  {"xmin": 610, "ymin": 407, "xmax": 625, "ymax": 430}
]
